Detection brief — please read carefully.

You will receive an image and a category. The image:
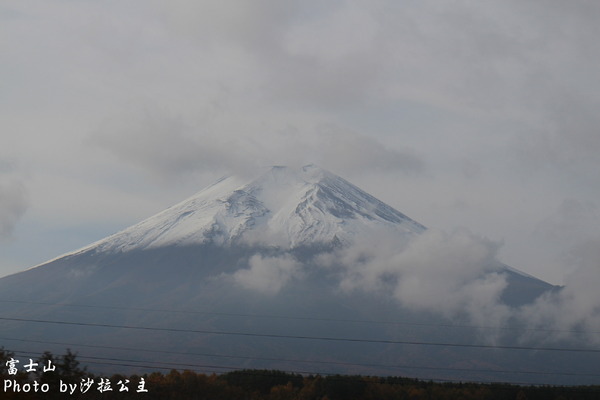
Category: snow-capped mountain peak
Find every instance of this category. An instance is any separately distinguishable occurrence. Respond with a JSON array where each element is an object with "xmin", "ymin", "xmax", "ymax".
[{"xmin": 60, "ymin": 165, "xmax": 426, "ymax": 256}]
